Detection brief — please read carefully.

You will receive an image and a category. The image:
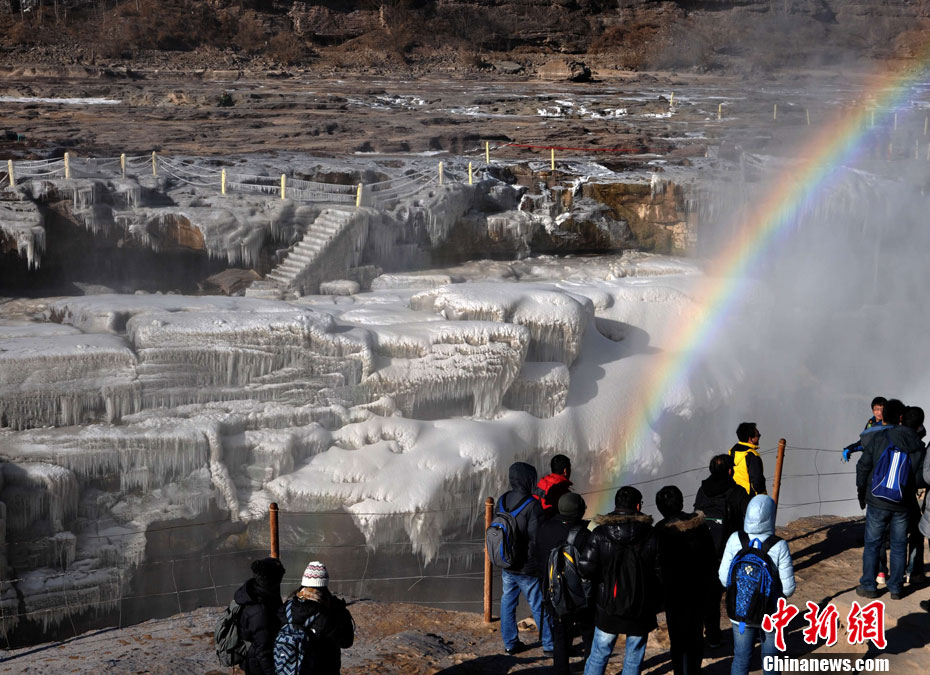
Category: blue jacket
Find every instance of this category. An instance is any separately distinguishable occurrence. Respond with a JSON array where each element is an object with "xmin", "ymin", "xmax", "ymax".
[{"xmin": 718, "ymin": 495, "xmax": 795, "ymax": 623}]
